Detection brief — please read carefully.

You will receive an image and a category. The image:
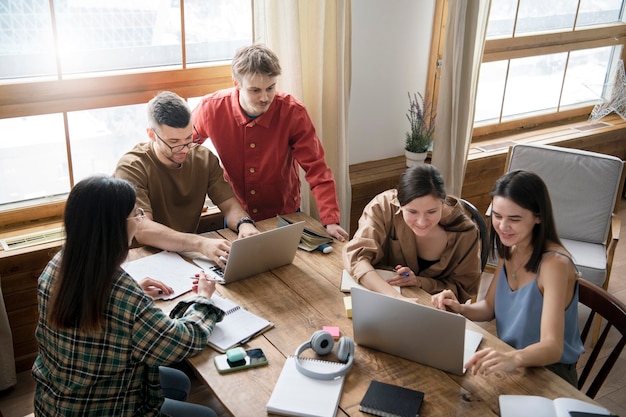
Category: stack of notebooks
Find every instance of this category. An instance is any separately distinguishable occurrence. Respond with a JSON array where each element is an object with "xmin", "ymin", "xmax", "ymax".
[
  {"xmin": 277, "ymin": 215, "xmax": 333, "ymax": 252},
  {"xmin": 359, "ymin": 380, "xmax": 425, "ymax": 417}
]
